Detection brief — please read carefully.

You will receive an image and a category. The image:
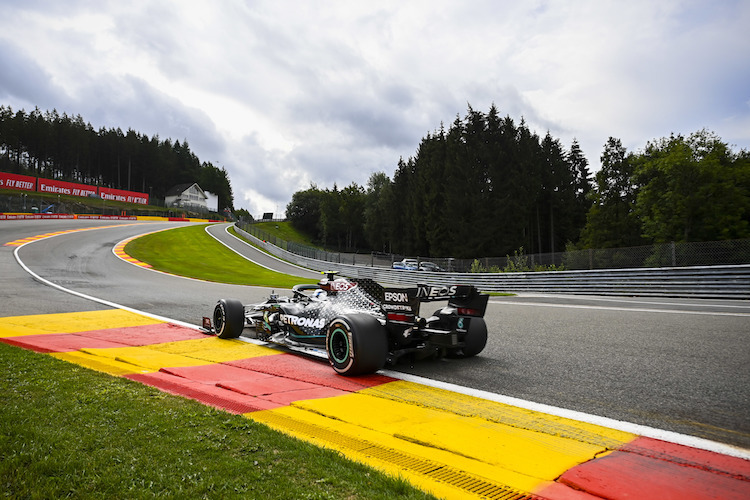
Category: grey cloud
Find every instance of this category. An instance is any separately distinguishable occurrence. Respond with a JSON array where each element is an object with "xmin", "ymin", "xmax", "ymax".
[
  {"xmin": 3, "ymin": 0, "xmax": 748, "ymax": 217},
  {"xmin": 1, "ymin": 0, "xmax": 88, "ymax": 14},
  {"xmin": 289, "ymin": 77, "xmax": 425, "ymax": 150},
  {"xmin": 0, "ymin": 41, "xmax": 67, "ymax": 110},
  {"xmin": 83, "ymin": 75, "xmax": 227, "ymax": 160}
]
